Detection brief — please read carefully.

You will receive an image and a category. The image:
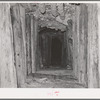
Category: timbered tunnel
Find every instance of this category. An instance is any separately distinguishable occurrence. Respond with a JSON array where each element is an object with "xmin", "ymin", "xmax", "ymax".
[
  {"xmin": 0, "ymin": 3, "xmax": 100, "ymax": 88},
  {"xmin": 38, "ymin": 27, "xmax": 71, "ymax": 69}
]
